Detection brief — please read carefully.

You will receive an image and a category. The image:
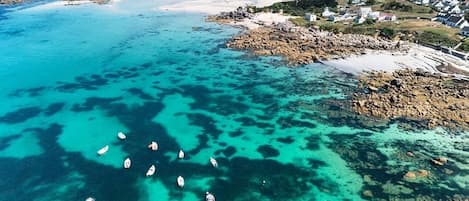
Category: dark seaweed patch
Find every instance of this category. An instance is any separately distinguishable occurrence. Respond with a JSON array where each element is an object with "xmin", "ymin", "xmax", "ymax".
[
  {"xmin": 71, "ymin": 97, "xmax": 122, "ymax": 112},
  {"xmin": 235, "ymin": 116, "xmax": 272, "ymax": 128},
  {"xmin": 257, "ymin": 145, "xmax": 280, "ymax": 158},
  {"xmin": 0, "ymin": 134, "xmax": 21, "ymax": 151},
  {"xmin": 276, "ymin": 116, "xmax": 316, "ymax": 129},
  {"xmin": 0, "ymin": 106, "xmax": 42, "ymax": 124},
  {"xmin": 276, "ymin": 136, "xmax": 294, "ymax": 144},
  {"xmin": 126, "ymin": 88, "xmax": 153, "ymax": 100},
  {"xmin": 44, "ymin": 102, "xmax": 65, "ymax": 116},
  {"xmin": 186, "ymin": 113, "xmax": 222, "ymax": 139},
  {"xmin": 228, "ymin": 129, "xmax": 243, "ymax": 137},
  {"xmin": 222, "ymin": 146, "xmax": 236, "ymax": 157}
]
